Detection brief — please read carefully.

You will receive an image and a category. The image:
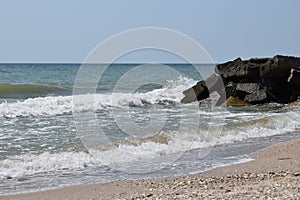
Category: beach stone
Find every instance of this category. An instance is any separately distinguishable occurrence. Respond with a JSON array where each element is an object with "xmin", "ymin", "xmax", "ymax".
[
  {"xmin": 293, "ymin": 172, "xmax": 300, "ymax": 176},
  {"xmin": 225, "ymin": 189, "xmax": 231, "ymax": 193},
  {"xmin": 145, "ymin": 193, "xmax": 153, "ymax": 197}
]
